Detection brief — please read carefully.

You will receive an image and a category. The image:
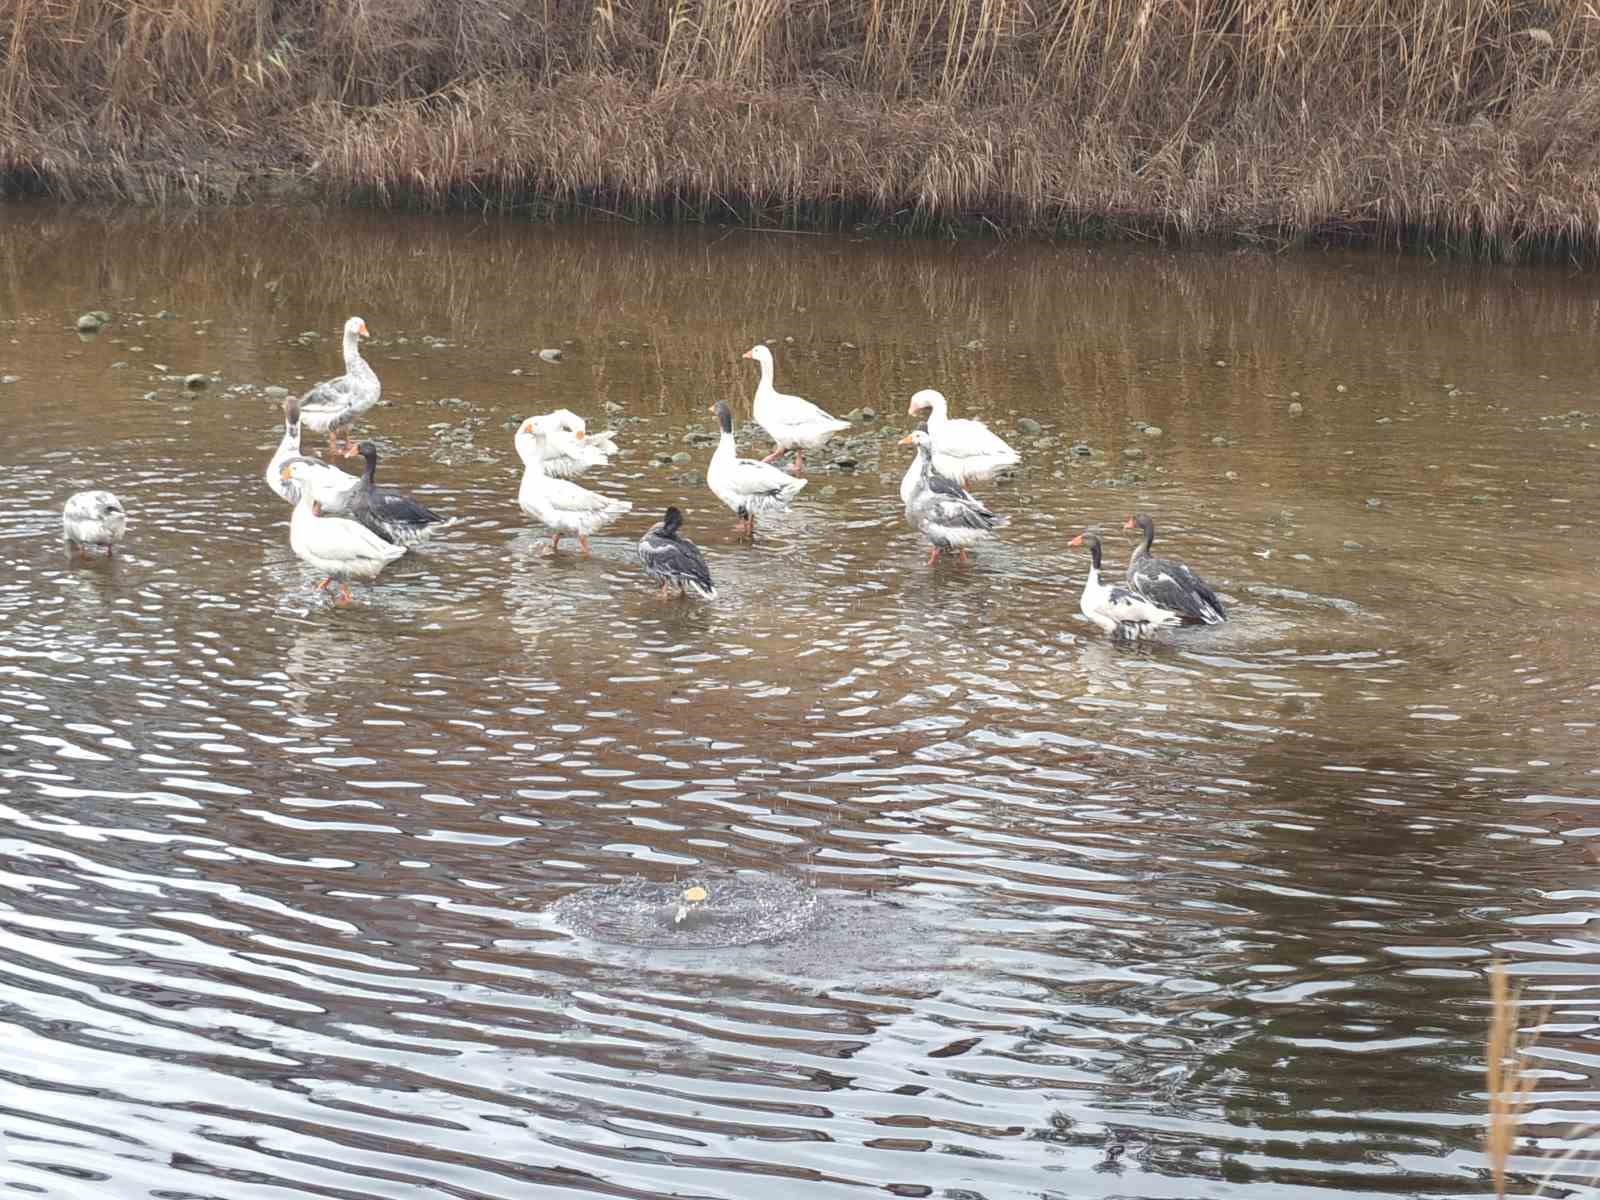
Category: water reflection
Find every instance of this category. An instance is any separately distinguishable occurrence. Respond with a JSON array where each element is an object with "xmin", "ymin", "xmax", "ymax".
[{"xmin": 0, "ymin": 202, "xmax": 1598, "ymax": 1198}]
